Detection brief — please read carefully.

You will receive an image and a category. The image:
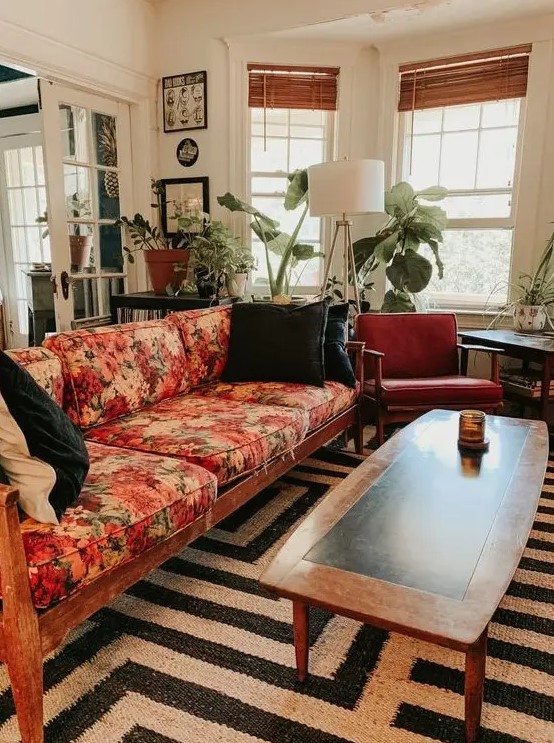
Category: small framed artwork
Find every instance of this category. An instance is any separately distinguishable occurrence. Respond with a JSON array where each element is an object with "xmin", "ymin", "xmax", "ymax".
[
  {"xmin": 162, "ymin": 71, "xmax": 207, "ymax": 133},
  {"xmin": 160, "ymin": 177, "xmax": 210, "ymax": 237}
]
